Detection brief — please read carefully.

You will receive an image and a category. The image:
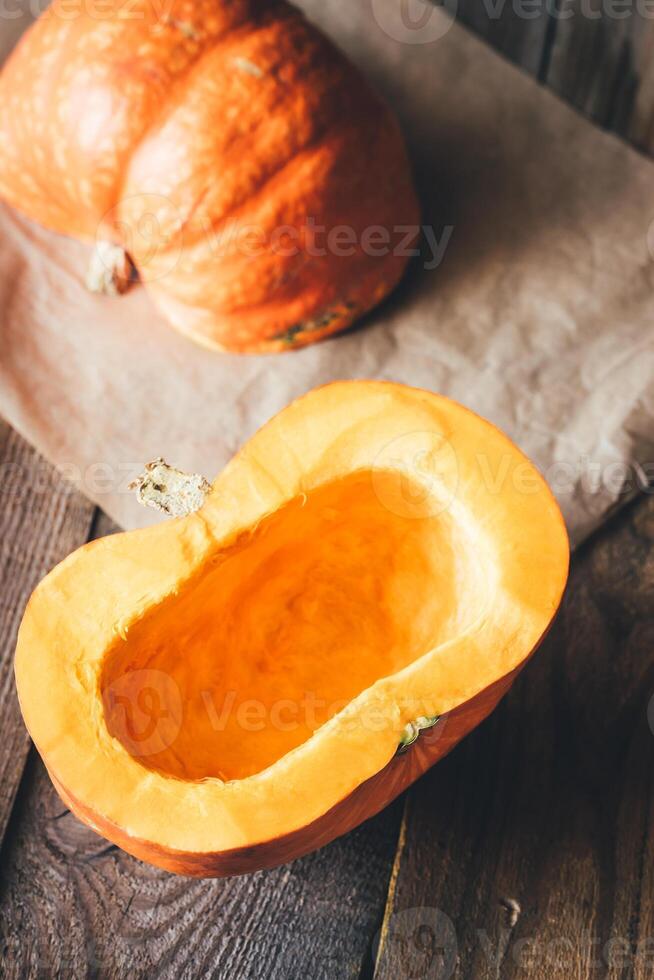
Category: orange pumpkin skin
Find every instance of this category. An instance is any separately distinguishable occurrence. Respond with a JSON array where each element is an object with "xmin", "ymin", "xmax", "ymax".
[
  {"xmin": 0, "ymin": 0, "xmax": 420, "ymax": 352},
  {"xmin": 51, "ymin": 670, "xmax": 519, "ymax": 877}
]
